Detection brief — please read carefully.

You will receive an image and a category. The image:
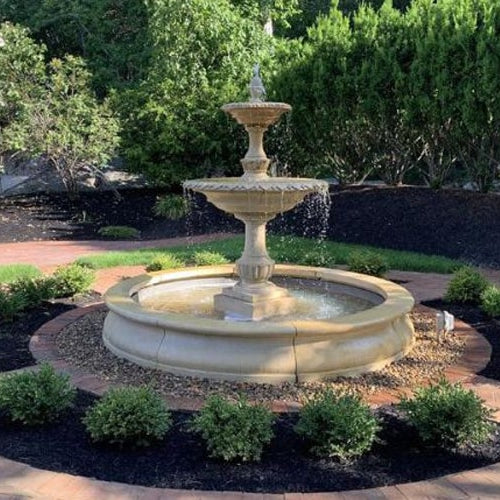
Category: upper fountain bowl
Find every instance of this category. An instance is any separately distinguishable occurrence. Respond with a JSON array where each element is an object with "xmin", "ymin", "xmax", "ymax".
[{"xmin": 222, "ymin": 102, "xmax": 291, "ymax": 128}]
